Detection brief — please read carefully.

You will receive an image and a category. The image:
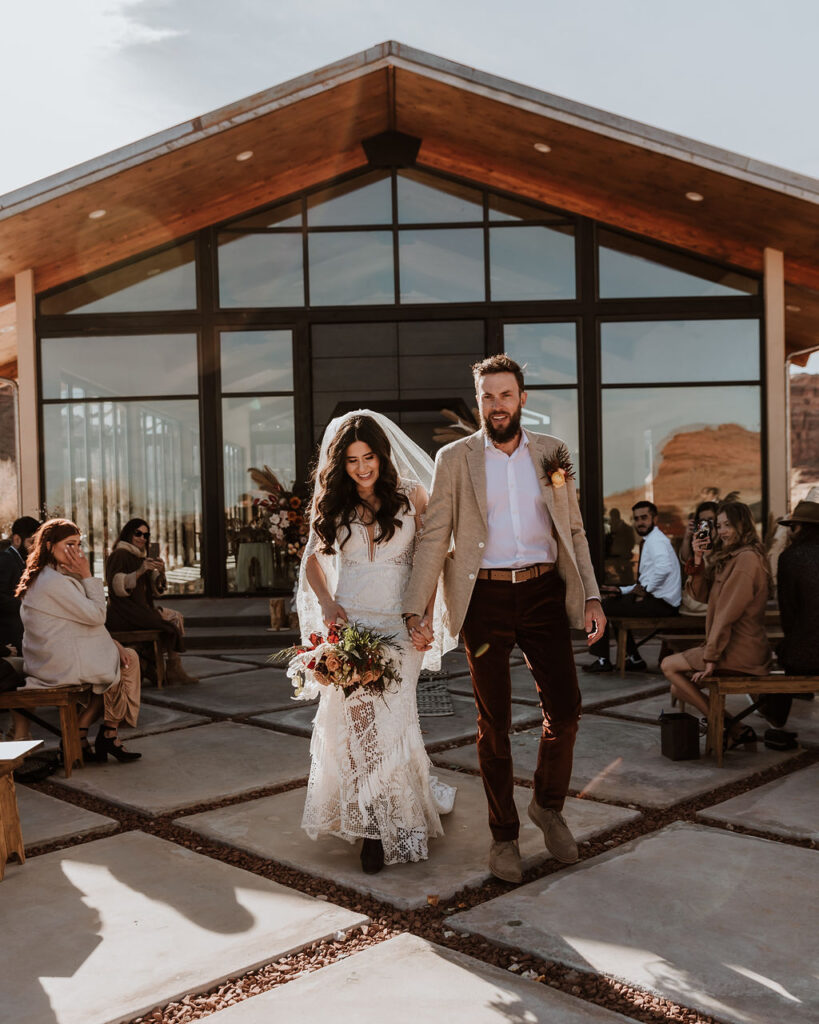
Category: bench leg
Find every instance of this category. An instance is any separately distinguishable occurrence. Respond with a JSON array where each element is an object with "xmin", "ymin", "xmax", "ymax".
[
  {"xmin": 706, "ymin": 687, "xmax": 725, "ymax": 766},
  {"xmin": 0, "ymin": 770, "xmax": 26, "ymax": 879},
  {"xmin": 617, "ymin": 626, "xmax": 628, "ymax": 678},
  {"xmin": 59, "ymin": 702, "xmax": 83, "ymax": 779},
  {"xmin": 154, "ymin": 638, "xmax": 165, "ymax": 689}
]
